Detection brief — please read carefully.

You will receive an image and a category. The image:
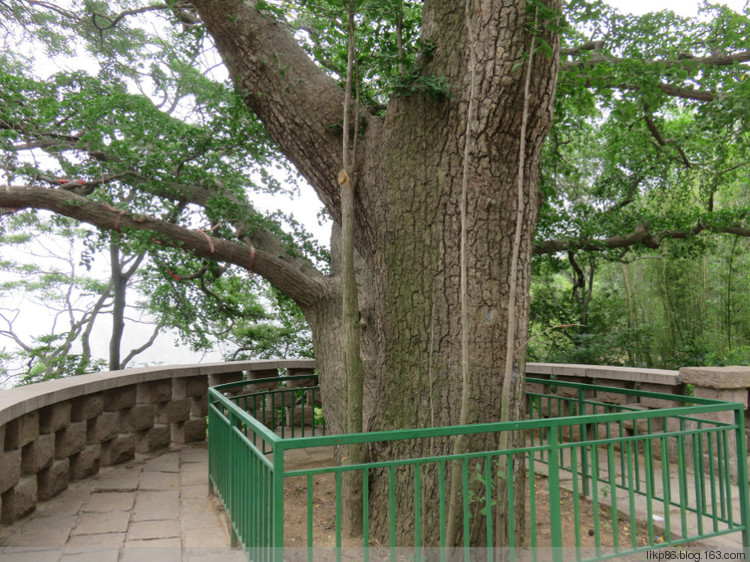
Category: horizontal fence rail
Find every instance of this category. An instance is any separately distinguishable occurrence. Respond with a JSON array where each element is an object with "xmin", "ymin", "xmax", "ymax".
[{"xmin": 208, "ymin": 372, "xmax": 750, "ymax": 562}]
